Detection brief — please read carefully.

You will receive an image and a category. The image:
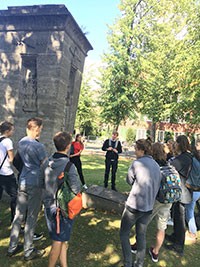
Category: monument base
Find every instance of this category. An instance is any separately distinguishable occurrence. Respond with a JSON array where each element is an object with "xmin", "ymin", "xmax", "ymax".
[{"xmin": 82, "ymin": 185, "xmax": 128, "ymax": 214}]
